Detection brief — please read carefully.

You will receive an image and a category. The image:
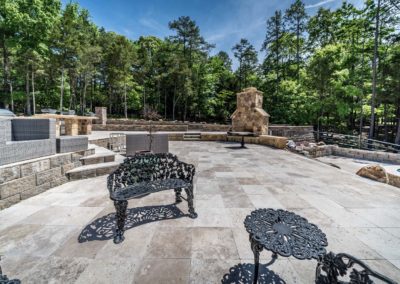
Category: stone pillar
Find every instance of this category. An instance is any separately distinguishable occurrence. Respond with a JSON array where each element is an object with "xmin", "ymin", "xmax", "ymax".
[
  {"xmin": 55, "ymin": 120, "xmax": 61, "ymax": 138},
  {"xmin": 65, "ymin": 118, "xmax": 79, "ymax": 136},
  {"xmin": 78, "ymin": 119, "xmax": 93, "ymax": 135},
  {"xmin": 95, "ymin": 107, "xmax": 107, "ymax": 125}
]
